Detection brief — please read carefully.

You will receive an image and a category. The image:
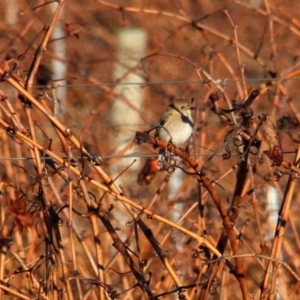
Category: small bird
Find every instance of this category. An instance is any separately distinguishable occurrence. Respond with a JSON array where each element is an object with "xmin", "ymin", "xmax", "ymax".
[{"xmin": 155, "ymin": 99, "xmax": 194, "ymax": 168}]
